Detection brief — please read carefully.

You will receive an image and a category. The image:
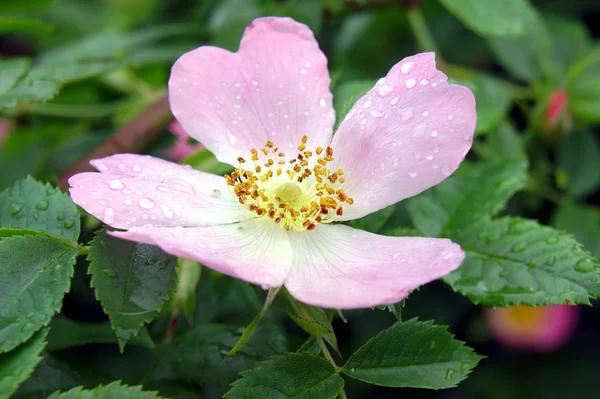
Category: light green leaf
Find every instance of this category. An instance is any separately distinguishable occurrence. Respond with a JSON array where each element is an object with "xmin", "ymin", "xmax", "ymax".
[
  {"xmin": 88, "ymin": 230, "xmax": 177, "ymax": 352},
  {"xmin": 174, "ymin": 258, "xmax": 202, "ymax": 324},
  {"xmin": 0, "ymin": 177, "xmax": 80, "ymax": 245},
  {"xmin": 552, "ymin": 203, "xmax": 600, "ymax": 259},
  {"xmin": 449, "ymin": 71, "xmax": 511, "ymax": 134},
  {"xmin": 0, "ymin": 329, "xmax": 48, "ymax": 399},
  {"xmin": 182, "ymin": 149, "xmax": 232, "ymax": 175},
  {"xmin": 0, "ymin": 0, "xmax": 55, "ymax": 13},
  {"xmin": 0, "ymin": 58, "xmax": 30, "ymax": 94},
  {"xmin": 445, "ymin": 217, "xmax": 600, "ymax": 306},
  {"xmin": 0, "ymin": 16, "xmax": 52, "ymax": 35},
  {"xmin": 0, "ymin": 236, "xmax": 76, "ymax": 353},
  {"xmin": 439, "ymin": 0, "xmax": 538, "ymax": 38},
  {"xmin": 556, "ymin": 130, "xmax": 600, "ymax": 198},
  {"xmin": 568, "ymin": 46, "xmax": 600, "ymax": 123},
  {"xmin": 405, "ymin": 159, "xmax": 527, "ymax": 237},
  {"xmin": 287, "ymin": 313, "xmax": 332, "ymax": 336},
  {"xmin": 349, "ymin": 204, "xmax": 395, "ymax": 233},
  {"xmin": 343, "ymin": 319, "xmax": 482, "ymax": 389},
  {"xmin": 225, "ymin": 353, "xmax": 344, "ymax": 399},
  {"xmin": 46, "ymin": 318, "xmax": 154, "ymax": 351},
  {"xmin": 156, "ymin": 323, "xmax": 287, "ymax": 387},
  {"xmin": 47, "ymin": 381, "xmax": 167, "ymax": 399},
  {"xmin": 333, "ymin": 80, "xmax": 375, "ymax": 129}
]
